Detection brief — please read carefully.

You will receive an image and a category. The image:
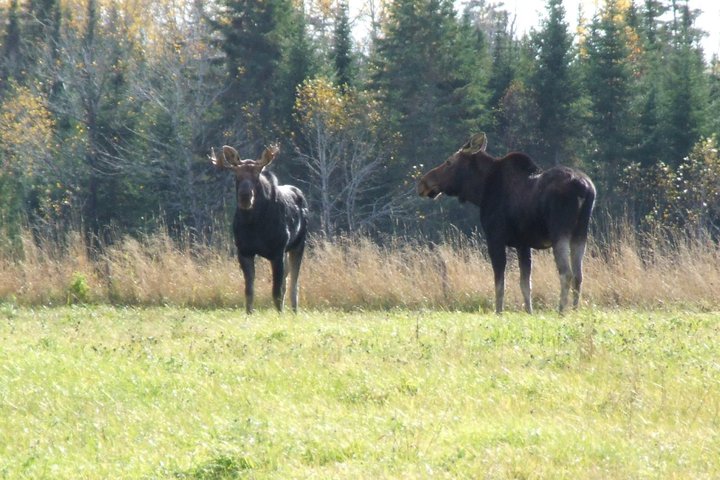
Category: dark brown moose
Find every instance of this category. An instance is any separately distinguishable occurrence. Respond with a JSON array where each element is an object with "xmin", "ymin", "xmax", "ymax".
[
  {"xmin": 418, "ymin": 133, "xmax": 596, "ymax": 314},
  {"xmin": 211, "ymin": 144, "xmax": 308, "ymax": 313}
]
